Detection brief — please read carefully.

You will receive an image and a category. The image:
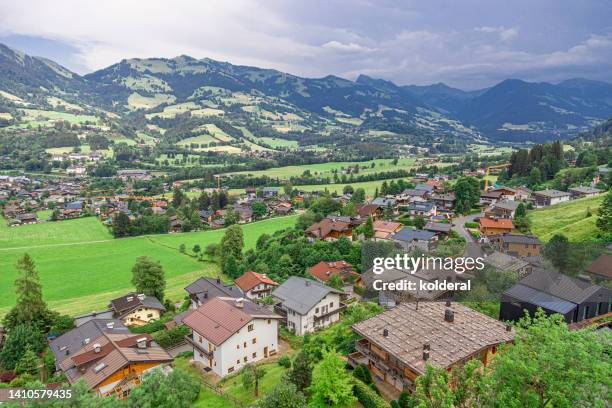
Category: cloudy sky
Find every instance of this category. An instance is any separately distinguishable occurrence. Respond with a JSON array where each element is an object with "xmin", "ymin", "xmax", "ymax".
[{"xmin": 1, "ymin": 0, "xmax": 611, "ymax": 89}]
